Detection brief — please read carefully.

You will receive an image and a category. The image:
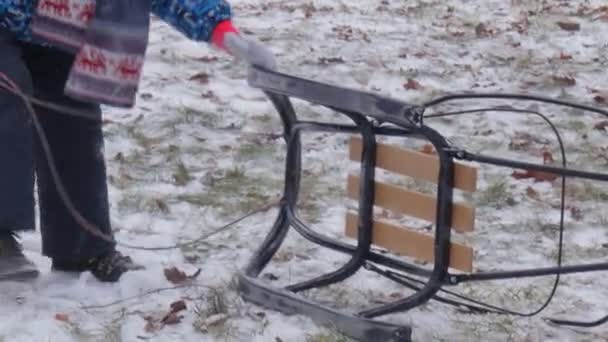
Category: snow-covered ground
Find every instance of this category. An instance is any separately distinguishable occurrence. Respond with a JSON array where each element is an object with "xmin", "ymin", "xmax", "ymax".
[{"xmin": 4, "ymin": 0, "xmax": 608, "ymax": 341}]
